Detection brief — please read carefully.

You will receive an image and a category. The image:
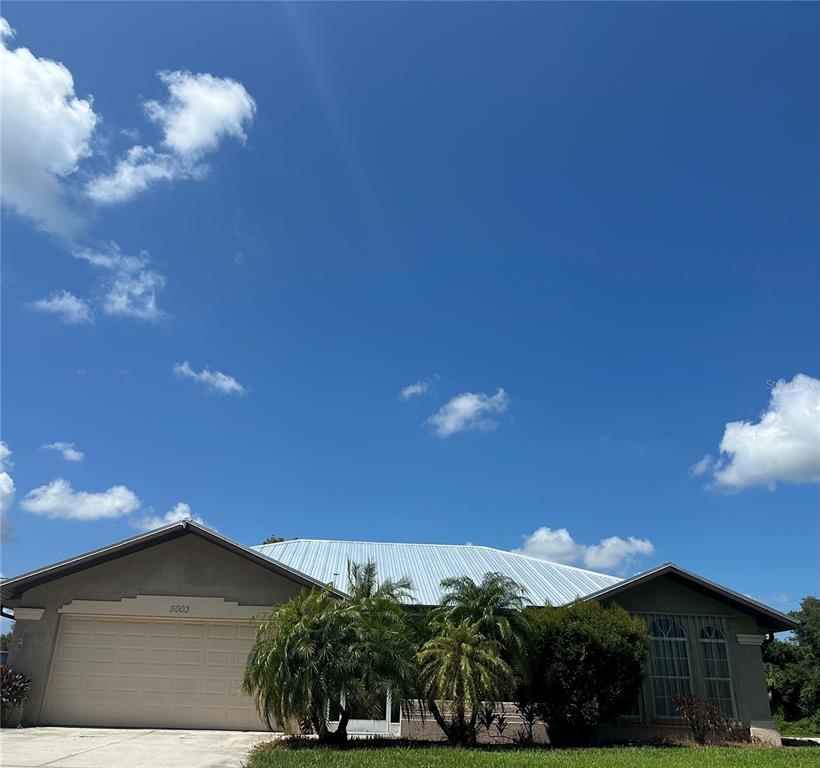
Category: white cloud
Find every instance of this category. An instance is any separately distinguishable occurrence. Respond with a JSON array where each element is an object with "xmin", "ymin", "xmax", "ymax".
[
  {"xmin": 86, "ymin": 70, "xmax": 255, "ymax": 205},
  {"xmin": 28, "ymin": 290, "xmax": 92, "ymax": 324},
  {"xmin": 688, "ymin": 454, "xmax": 713, "ymax": 478},
  {"xmin": 145, "ymin": 70, "xmax": 256, "ymax": 159},
  {"xmin": 43, "ymin": 441, "xmax": 85, "ymax": 462},
  {"xmin": 698, "ymin": 374, "xmax": 820, "ymax": 492},
  {"xmin": 132, "ymin": 501, "xmax": 209, "ymax": 532},
  {"xmin": 85, "ymin": 146, "xmax": 189, "ymax": 205},
  {"xmin": 21, "ymin": 478, "xmax": 140, "ymax": 521},
  {"xmin": 400, "ymin": 381, "xmax": 430, "ymax": 400},
  {"xmin": 0, "ymin": 441, "xmax": 12, "ymax": 474},
  {"xmin": 515, "ymin": 526, "xmax": 655, "ymax": 573},
  {"xmin": 173, "ymin": 361, "xmax": 245, "ymax": 396},
  {"xmin": 583, "ymin": 535, "xmax": 655, "ymax": 571},
  {"xmin": 0, "ymin": 442, "xmax": 16, "ymax": 541},
  {"xmin": 428, "ymin": 388, "xmax": 508, "ymax": 437},
  {"xmin": 0, "ymin": 17, "xmax": 97, "ymax": 236},
  {"xmin": 74, "ymin": 243, "xmax": 166, "ymax": 321}
]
